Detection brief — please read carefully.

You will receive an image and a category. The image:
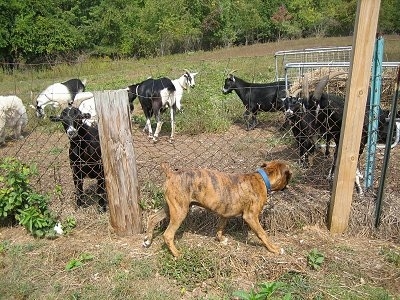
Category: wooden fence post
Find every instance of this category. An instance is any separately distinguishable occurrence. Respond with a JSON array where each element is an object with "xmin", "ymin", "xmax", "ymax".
[
  {"xmin": 94, "ymin": 90, "xmax": 142, "ymax": 235},
  {"xmin": 328, "ymin": 0, "xmax": 381, "ymax": 233}
]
